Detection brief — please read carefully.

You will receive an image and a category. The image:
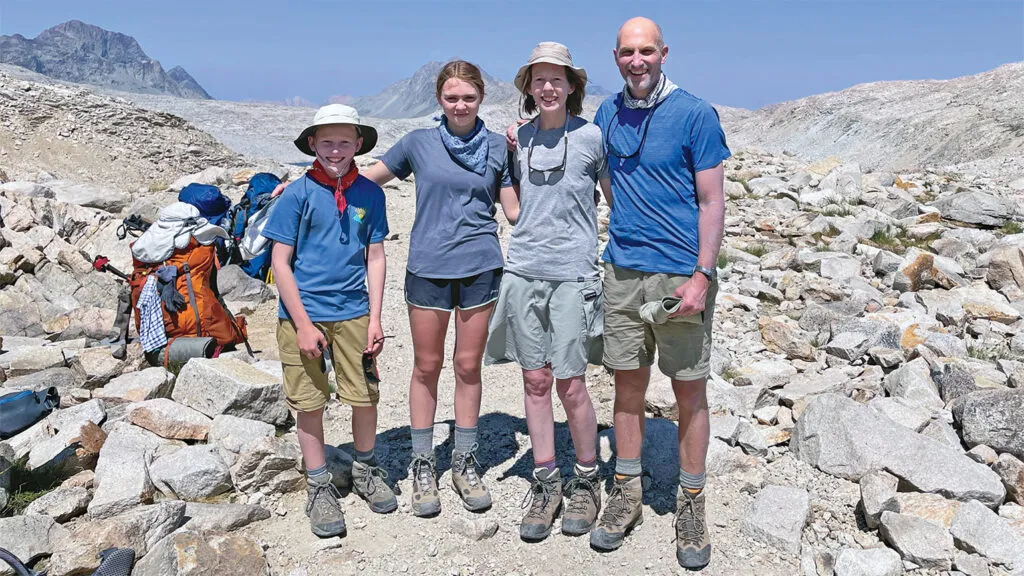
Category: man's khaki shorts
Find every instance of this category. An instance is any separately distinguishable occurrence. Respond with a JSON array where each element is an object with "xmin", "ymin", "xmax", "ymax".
[
  {"xmin": 602, "ymin": 262, "xmax": 718, "ymax": 381},
  {"xmin": 277, "ymin": 315, "xmax": 378, "ymax": 412}
]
